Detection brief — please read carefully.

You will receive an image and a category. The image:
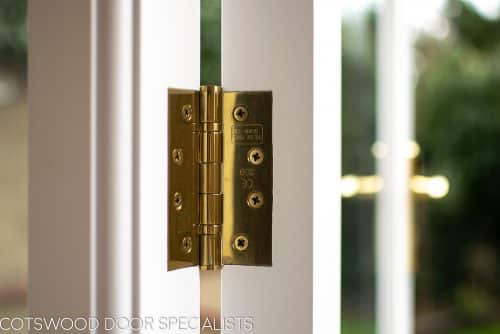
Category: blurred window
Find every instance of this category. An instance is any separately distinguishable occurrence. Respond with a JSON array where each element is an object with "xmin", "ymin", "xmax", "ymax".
[
  {"xmin": 342, "ymin": 1, "xmax": 500, "ymax": 334},
  {"xmin": 0, "ymin": 0, "xmax": 28, "ymax": 322}
]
